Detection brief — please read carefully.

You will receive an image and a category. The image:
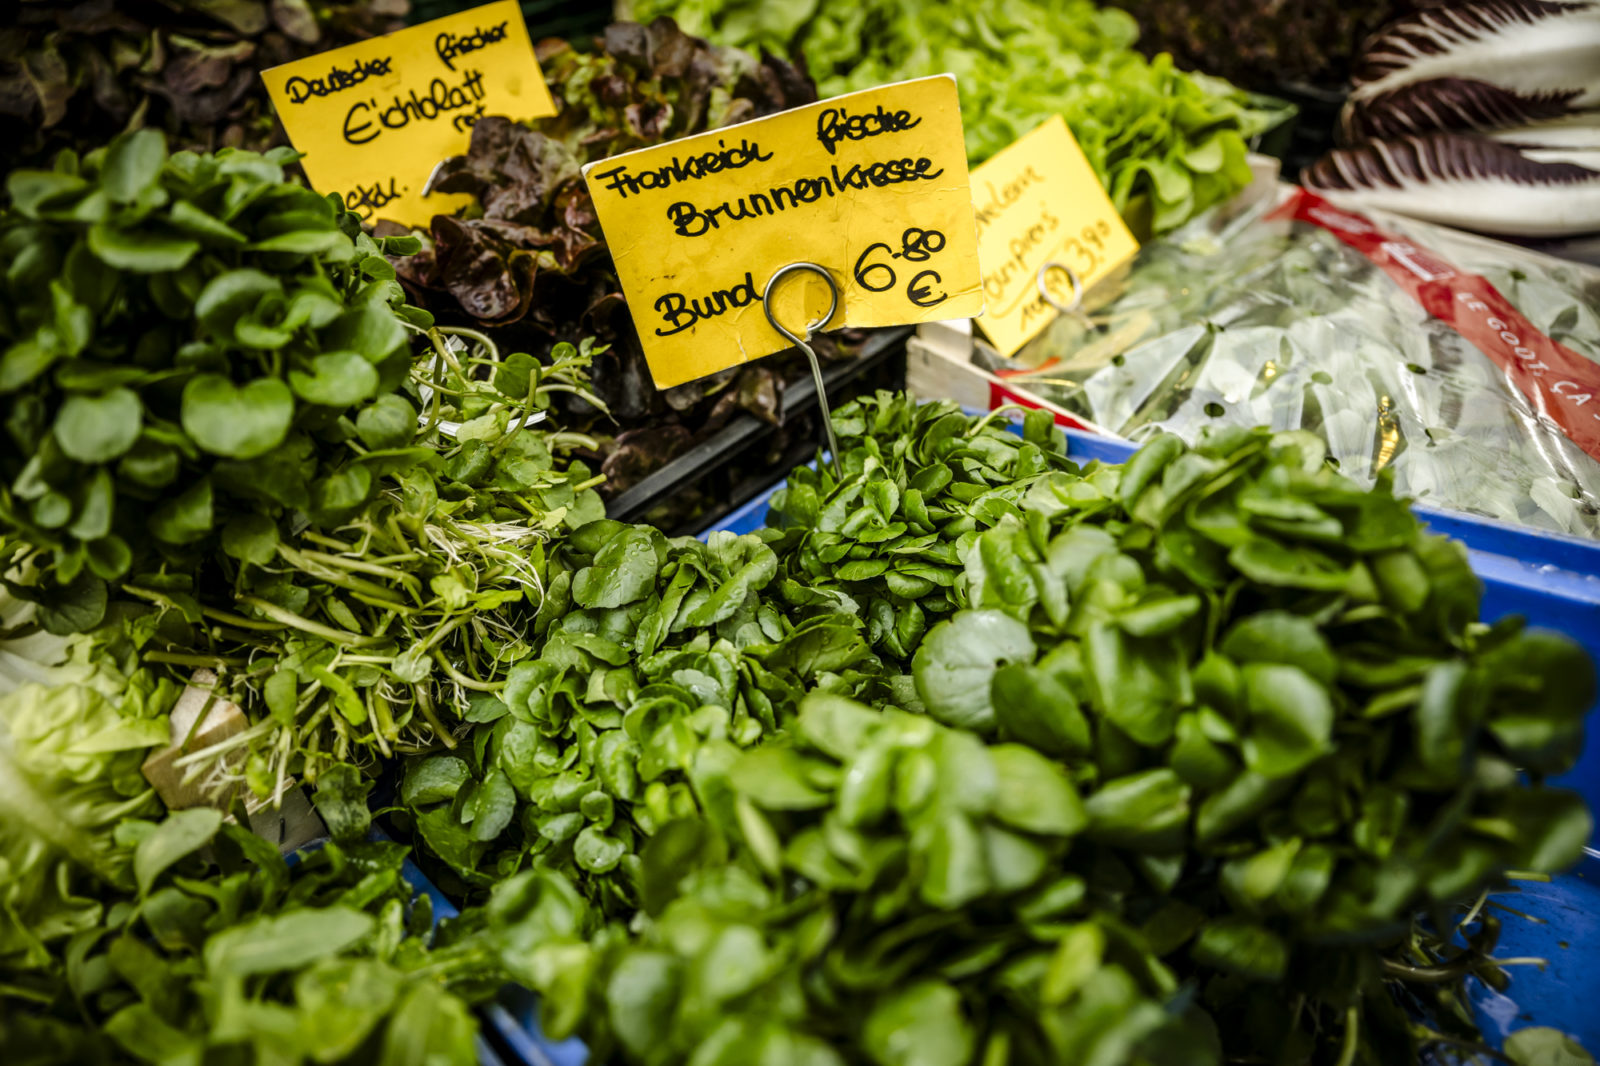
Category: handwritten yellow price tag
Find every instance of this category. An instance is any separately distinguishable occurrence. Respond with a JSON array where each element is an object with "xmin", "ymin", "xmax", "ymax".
[
  {"xmin": 970, "ymin": 115, "xmax": 1139, "ymax": 356},
  {"xmin": 582, "ymin": 74, "xmax": 985, "ymax": 389},
  {"xmin": 261, "ymin": 0, "xmax": 556, "ymax": 227}
]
